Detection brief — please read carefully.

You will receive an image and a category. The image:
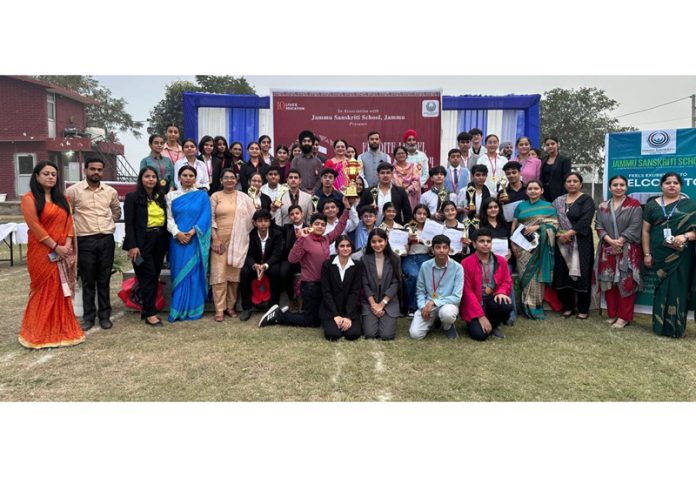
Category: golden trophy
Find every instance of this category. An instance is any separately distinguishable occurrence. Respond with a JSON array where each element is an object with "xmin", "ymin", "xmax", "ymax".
[
  {"xmin": 371, "ymin": 187, "xmax": 378, "ymax": 207},
  {"xmin": 407, "ymin": 220, "xmax": 418, "ymax": 235},
  {"xmin": 462, "ymin": 218, "xmax": 472, "ymax": 239},
  {"xmin": 497, "ymin": 177, "xmax": 509, "ymax": 202},
  {"xmin": 248, "ymin": 186, "xmax": 259, "ymax": 209},
  {"xmin": 466, "ymin": 185, "xmax": 476, "ymax": 212},
  {"xmin": 311, "ymin": 195, "xmax": 320, "ymax": 212},
  {"xmin": 343, "ymin": 158, "xmax": 362, "ymax": 199},
  {"xmin": 274, "ymin": 185, "xmax": 289, "ymax": 207},
  {"xmin": 471, "ymin": 217, "xmax": 480, "ymax": 230}
]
